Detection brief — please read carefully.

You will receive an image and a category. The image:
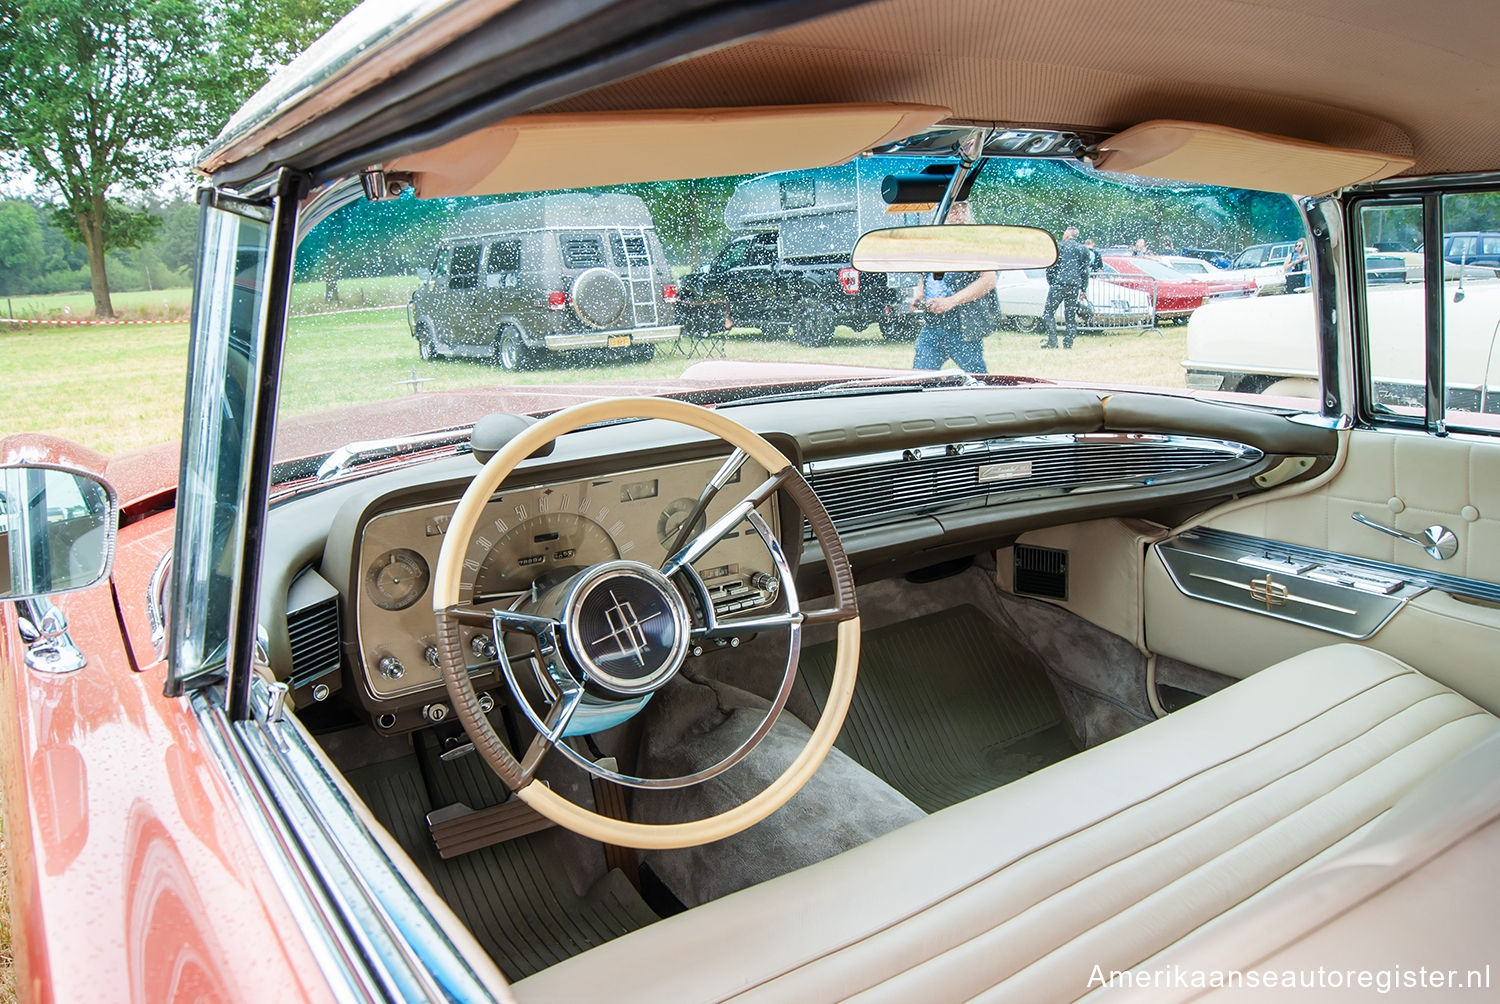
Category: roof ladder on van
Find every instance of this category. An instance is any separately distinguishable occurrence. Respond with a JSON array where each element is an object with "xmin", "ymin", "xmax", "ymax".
[{"xmin": 617, "ymin": 228, "xmax": 660, "ymax": 327}]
